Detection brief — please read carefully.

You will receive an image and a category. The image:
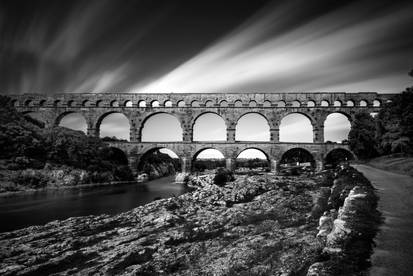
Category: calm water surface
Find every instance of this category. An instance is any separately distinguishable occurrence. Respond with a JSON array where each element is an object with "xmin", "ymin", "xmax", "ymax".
[{"xmin": 0, "ymin": 176, "xmax": 186, "ymax": 233}]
